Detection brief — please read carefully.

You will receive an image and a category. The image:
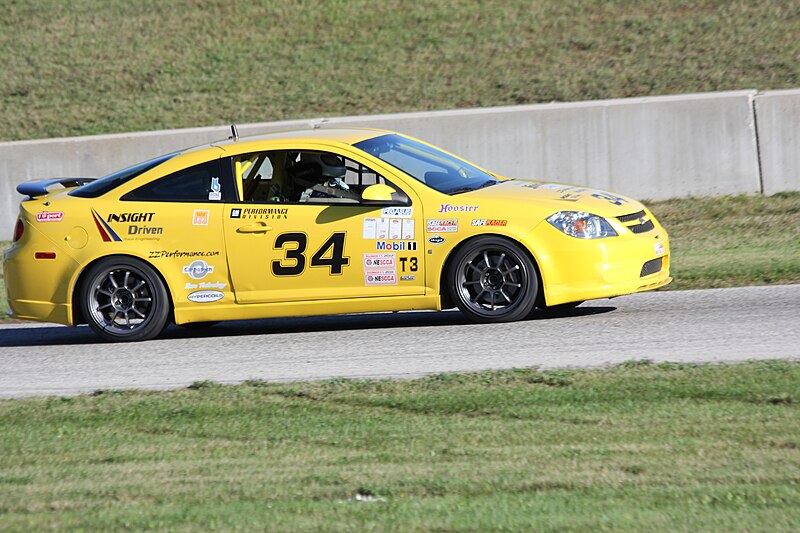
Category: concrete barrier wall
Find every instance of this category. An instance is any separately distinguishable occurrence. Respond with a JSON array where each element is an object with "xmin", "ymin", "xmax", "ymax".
[
  {"xmin": 1, "ymin": 89, "xmax": 797, "ymax": 240},
  {"xmin": 754, "ymin": 89, "xmax": 800, "ymax": 196}
]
